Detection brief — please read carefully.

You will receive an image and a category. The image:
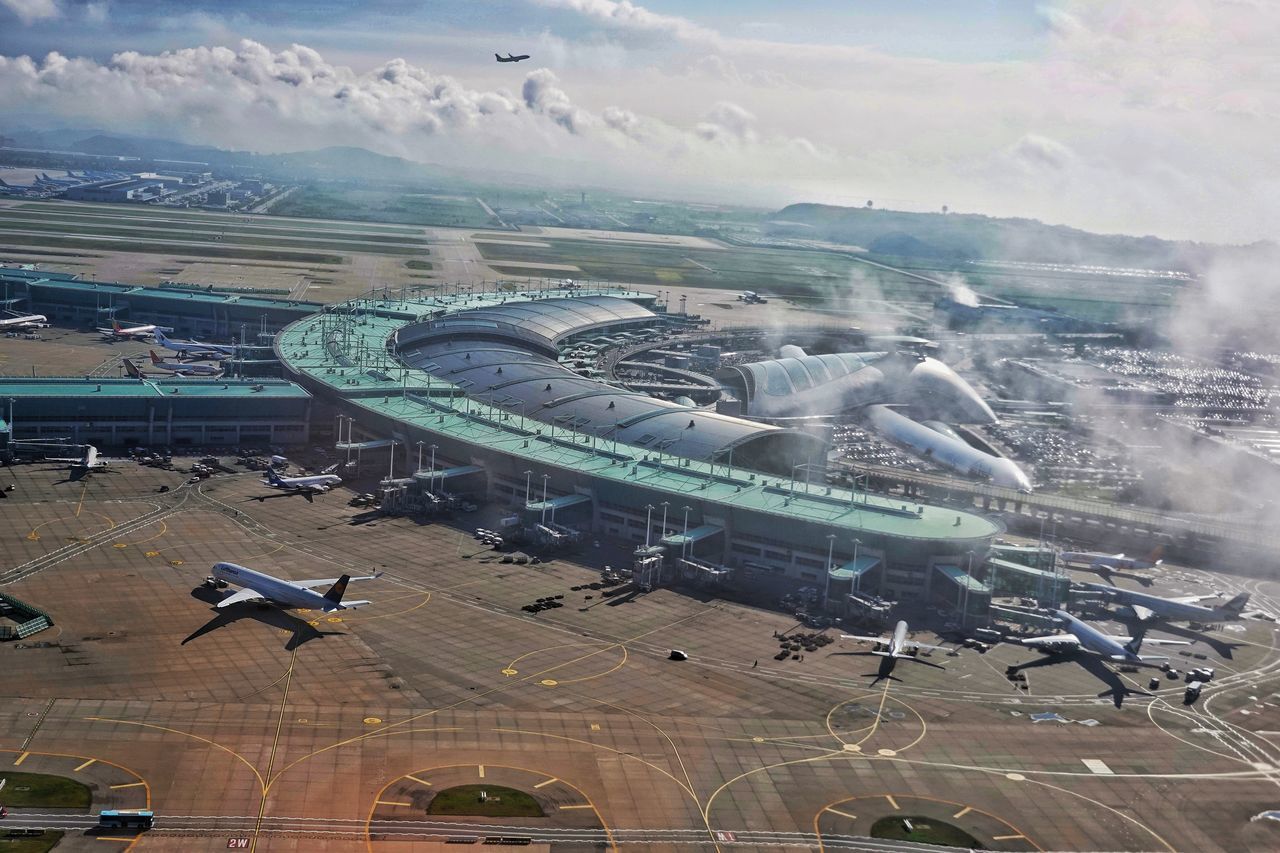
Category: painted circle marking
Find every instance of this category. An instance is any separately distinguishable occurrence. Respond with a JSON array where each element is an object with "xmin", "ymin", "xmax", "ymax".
[
  {"xmin": 363, "ymin": 717, "xmax": 382, "ymax": 725},
  {"xmin": 1006, "ymin": 772, "xmax": 1025, "ymax": 781},
  {"xmin": 843, "ymin": 743, "xmax": 861, "ymax": 752},
  {"xmin": 501, "ymin": 668, "xmax": 518, "ymax": 676},
  {"xmin": 540, "ymin": 679, "xmax": 558, "ymax": 687},
  {"xmin": 326, "ymin": 617, "xmax": 343, "ymax": 623},
  {"xmin": 169, "ymin": 560, "xmax": 184, "ymax": 566},
  {"xmin": 752, "ymin": 737, "xmax": 765, "ymax": 743},
  {"xmin": 877, "ymin": 748, "xmax": 896, "ymax": 756},
  {"xmin": 113, "ymin": 543, "xmax": 127, "ymax": 549},
  {"xmin": 145, "ymin": 550, "xmax": 160, "ymax": 557}
]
